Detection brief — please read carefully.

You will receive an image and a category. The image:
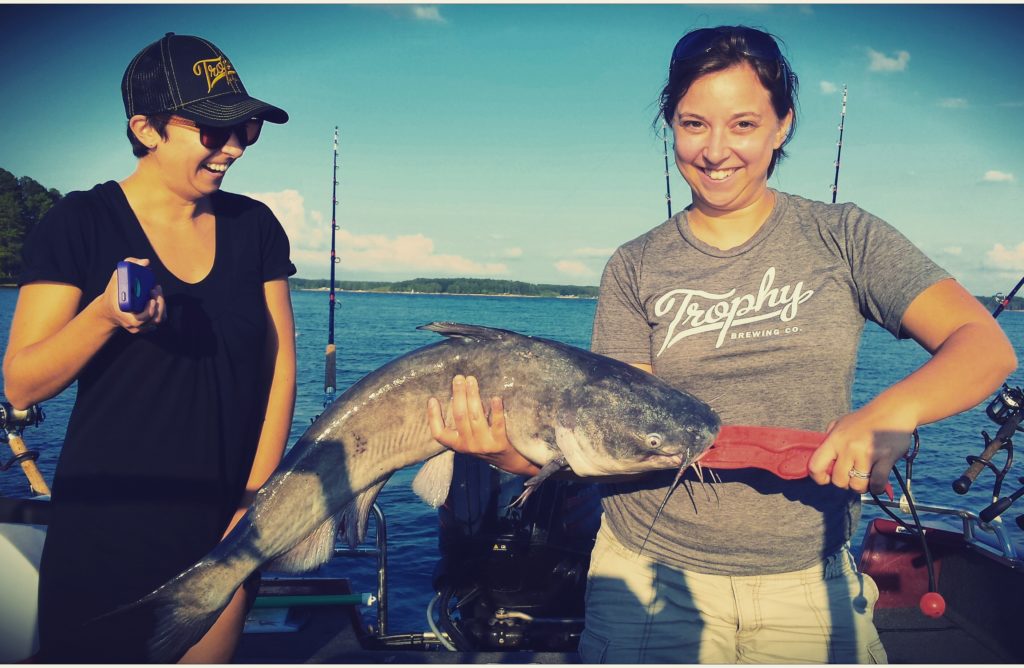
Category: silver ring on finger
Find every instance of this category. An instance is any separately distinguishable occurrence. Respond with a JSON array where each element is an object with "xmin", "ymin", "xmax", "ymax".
[{"xmin": 848, "ymin": 467, "xmax": 870, "ymax": 480}]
